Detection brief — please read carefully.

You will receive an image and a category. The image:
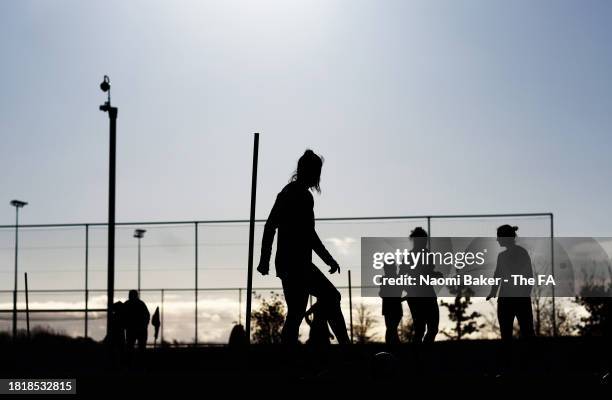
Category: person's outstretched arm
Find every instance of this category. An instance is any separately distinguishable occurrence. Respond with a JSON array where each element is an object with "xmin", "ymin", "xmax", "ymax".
[
  {"xmin": 257, "ymin": 194, "xmax": 282, "ymax": 275},
  {"xmin": 312, "ymin": 229, "xmax": 340, "ymax": 274}
]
